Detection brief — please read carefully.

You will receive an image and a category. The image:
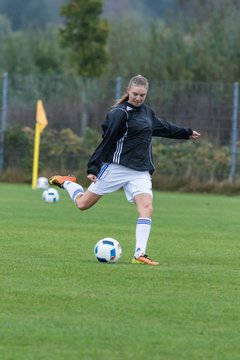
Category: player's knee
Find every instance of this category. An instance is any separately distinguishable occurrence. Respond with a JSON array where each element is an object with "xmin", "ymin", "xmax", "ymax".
[
  {"xmin": 75, "ymin": 192, "xmax": 101, "ymax": 211},
  {"xmin": 77, "ymin": 201, "xmax": 90, "ymax": 211},
  {"xmin": 146, "ymin": 203, "xmax": 153, "ymax": 217},
  {"xmin": 139, "ymin": 202, "xmax": 153, "ymax": 218},
  {"xmin": 77, "ymin": 204, "xmax": 87, "ymax": 211},
  {"xmin": 75, "ymin": 196, "xmax": 89, "ymax": 211}
]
